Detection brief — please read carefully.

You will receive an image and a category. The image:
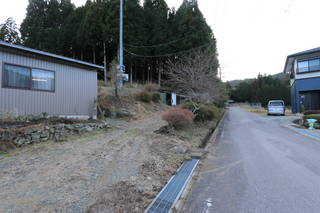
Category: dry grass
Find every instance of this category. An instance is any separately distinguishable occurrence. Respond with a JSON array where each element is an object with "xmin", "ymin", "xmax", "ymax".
[{"xmin": 239, "ymin": 104, "xmax": 293, "ymax": 115}]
